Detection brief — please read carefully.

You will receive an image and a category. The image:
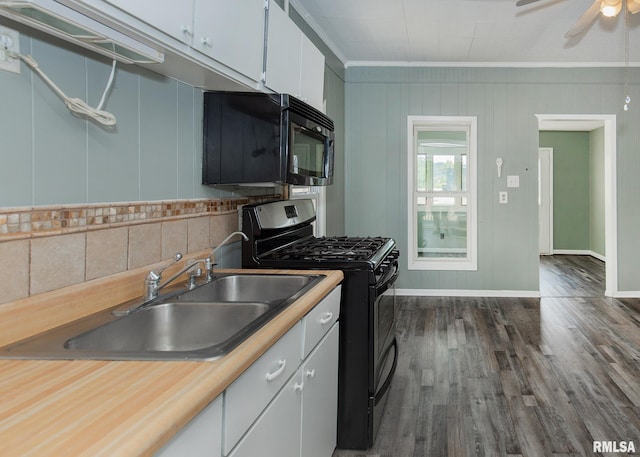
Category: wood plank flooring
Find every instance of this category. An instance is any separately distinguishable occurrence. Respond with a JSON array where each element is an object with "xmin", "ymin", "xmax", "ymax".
[{"xmin": 333, "ymin": 255, "xmax": 640, "ymax": 457}]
